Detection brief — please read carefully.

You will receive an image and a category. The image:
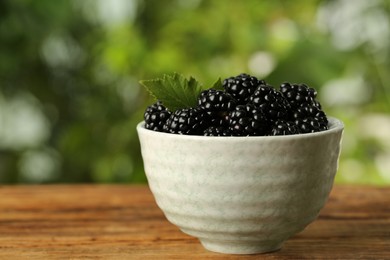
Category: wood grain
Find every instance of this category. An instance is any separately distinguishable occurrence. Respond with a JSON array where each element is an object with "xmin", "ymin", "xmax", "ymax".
[{"xmin": 0, "ymin": 185, "xmax": 389, "ymax": 259}]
